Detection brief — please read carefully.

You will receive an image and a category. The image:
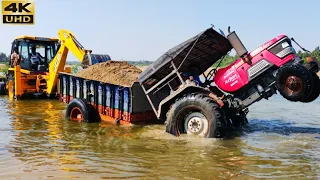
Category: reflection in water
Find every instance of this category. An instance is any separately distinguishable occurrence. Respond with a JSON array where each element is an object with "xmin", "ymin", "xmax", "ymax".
[{"xmin": 0, "ymin": 95, "xmax": 319, "ymax": 179}]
